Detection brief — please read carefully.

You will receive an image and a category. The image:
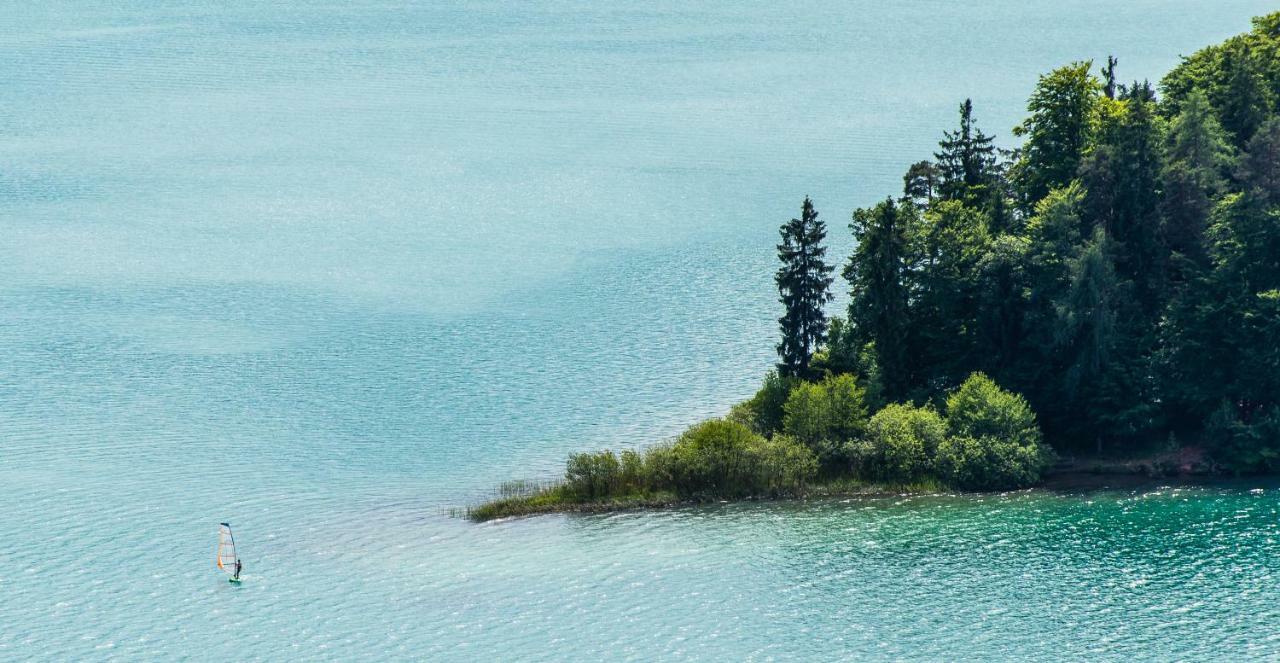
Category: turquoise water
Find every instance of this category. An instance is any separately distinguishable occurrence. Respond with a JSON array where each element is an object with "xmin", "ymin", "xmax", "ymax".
[{"xmin": 4, "ymin": 2, "xmax": 1279, "ymax": 660}]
